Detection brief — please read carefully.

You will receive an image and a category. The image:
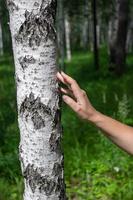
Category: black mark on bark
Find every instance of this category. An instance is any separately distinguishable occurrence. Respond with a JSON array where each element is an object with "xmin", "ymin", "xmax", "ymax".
[
  {"xmin": 49, "ymin": 132, "xmax": 61, "ymax": 152},
  {"xmin": 52, "ymin": 109, "xmax": 60, "ymax": 128},
  {"xmin": 34, "ymin": 2, "xmax": 40, "ymax": 7},
  {"xmin": 23, "ymin": 164, "xmax": 66, "ymax": 196},
  {"xmin": 15, "ymin": 74, "xmax": 21, "ymax": 85},
  {"xmin": 20, "ymin": 92, "xmax": 52, "ymax": 130},
  {"xmin": 31, "ymin": 112, "xmax": 45, "ymax": 130},
  {"xmin": 18, "ymin": 56, "xmax": 36, "ymax": 70},
  {"xmin": 15, "ymin": 0, "xmax": 57, "ymax": 47},
  {"xmin": 52, "ymin": 163, "xmax": 62, "ymax": 177},
  {"xmin": 56, "ymin": 178, "xmax": 67, "ymax": 200},
  {"xmin": 52, "ymin": 91, "xmax": 62, "ymax": 128},
  {"xmin": 7, "ymin": 0, "xmax": 19, "ymax": 12}
]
